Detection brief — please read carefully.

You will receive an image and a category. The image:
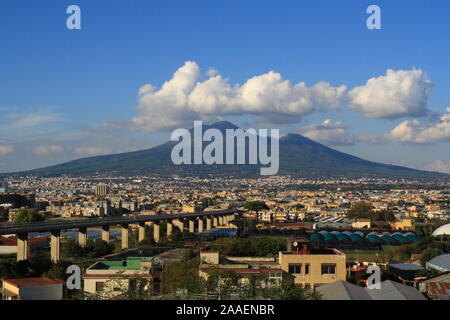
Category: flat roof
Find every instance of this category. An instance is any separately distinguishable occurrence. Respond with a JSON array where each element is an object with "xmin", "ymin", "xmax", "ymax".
[
  {"xmin": 390, "ymin": 263, "xmax": 424, "ymax": 271},
  {"xmin": 88, "ymin": 257, "xmax": 152, "ymax": 271},
  {"xmin": 200, "ymin": 268, "xmax": 284, "ymax": 274},
  {"xmin": 281, "ymin": 248, "xmax": 343, "ymax": 255},
  {"xmin": 3, "ymin": 277, "xmax": 65, "ymax": 287}
]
